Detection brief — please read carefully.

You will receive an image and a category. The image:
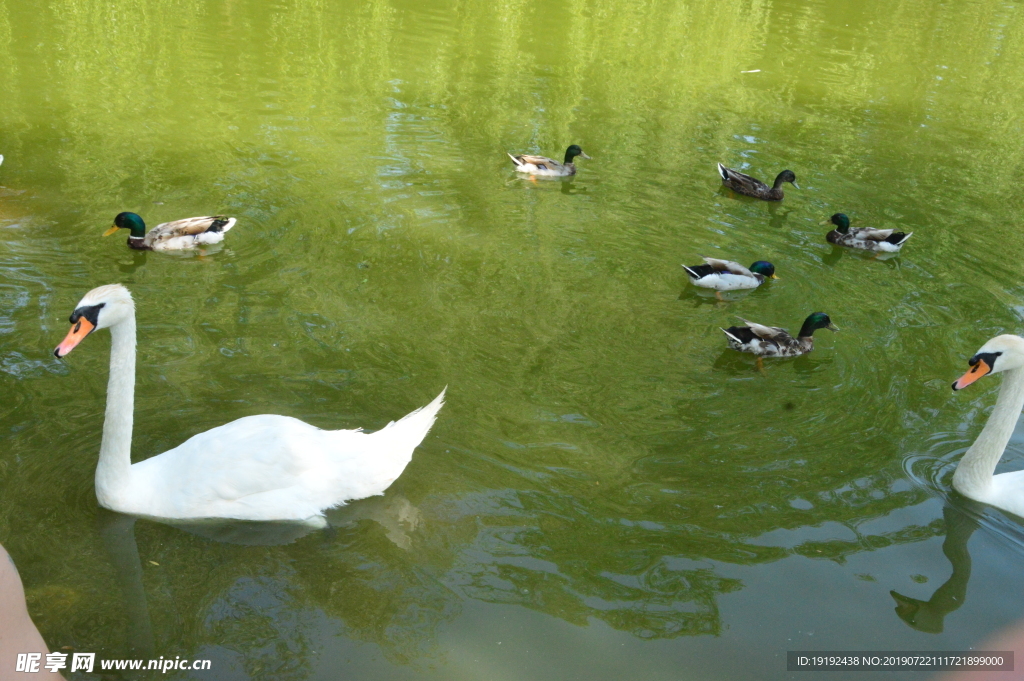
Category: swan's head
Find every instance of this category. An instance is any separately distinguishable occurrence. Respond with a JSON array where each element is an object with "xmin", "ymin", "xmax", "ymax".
[
  {"xmin": 952, "ymin": 334, "xmax": 1024, "ymax": 390},
  {"xmin": 54, "ymin": 284, "xmax": 135, "ymax": 358}
]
